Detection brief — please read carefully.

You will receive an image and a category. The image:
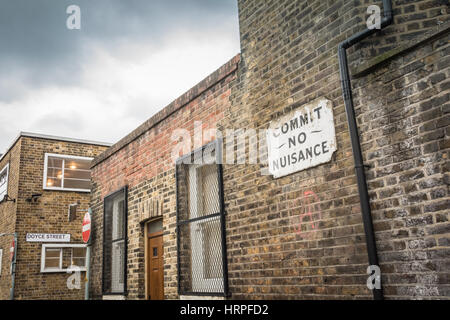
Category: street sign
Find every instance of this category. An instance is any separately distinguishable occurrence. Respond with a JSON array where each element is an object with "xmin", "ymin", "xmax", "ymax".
[
  {"xmin": 26, "ymin": 233, "xmax": 71, "ymax": 242},
  {"xmin": 82, "ymin": 211, "xmax": 91, "ymax": 244}
]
